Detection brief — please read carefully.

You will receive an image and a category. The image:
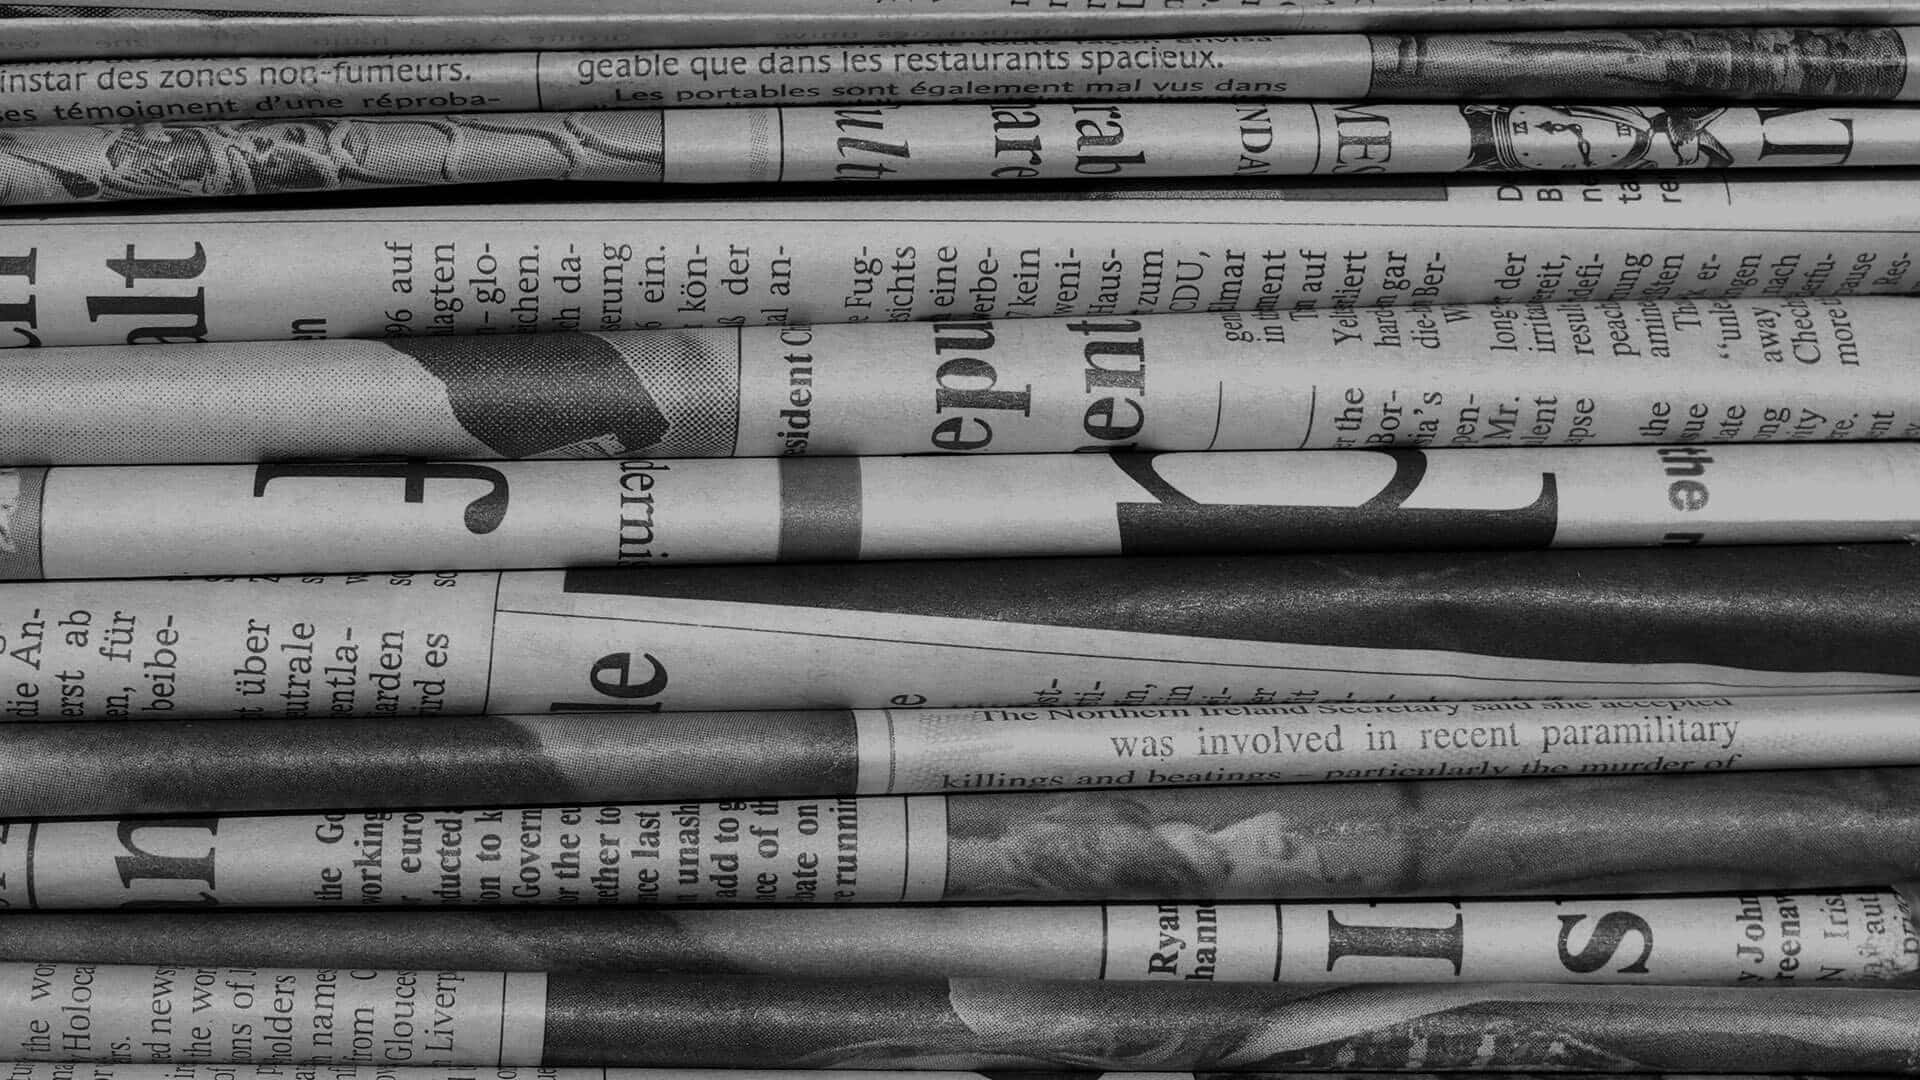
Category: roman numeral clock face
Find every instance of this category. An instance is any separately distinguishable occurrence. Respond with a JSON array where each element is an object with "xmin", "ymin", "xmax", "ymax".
[{"xmin": 1496, "ymin": 106, "xmax": 1657, "ymax": 171}]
